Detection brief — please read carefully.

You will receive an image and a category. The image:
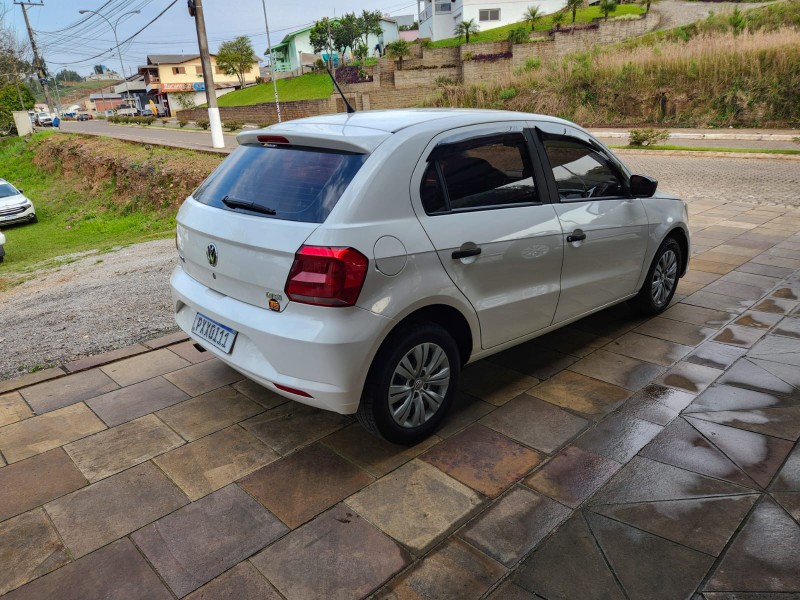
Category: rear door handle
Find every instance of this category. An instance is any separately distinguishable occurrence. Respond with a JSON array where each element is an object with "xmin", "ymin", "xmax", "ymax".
[
  {"xmin": 566, "ymin": 230, "xmax": 587, "ymax": 243},
  {"xmin": 452, "ymin": 247, "xmax": 482, "ymax": 259}
]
